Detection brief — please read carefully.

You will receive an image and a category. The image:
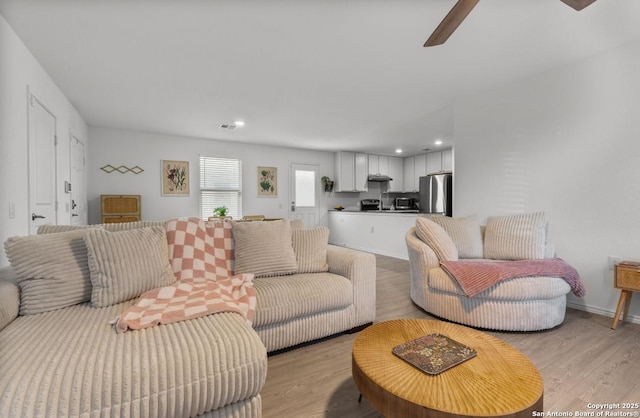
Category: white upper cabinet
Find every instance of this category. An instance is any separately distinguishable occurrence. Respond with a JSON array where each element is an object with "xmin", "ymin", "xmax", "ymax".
[
  {"xmin": 388, "ymin": 156, "xmax": 403, "ymax": 192},
  {"xmin": 426, "ymin": 150, "xmax": 453, "ymax": 174},
  {"xmin": 426, "ymin": 152, "xmax": 442, "ymax": 174},
  {"xmin": 368, "ymin": 155, "xmax": 389, "ymax": 175},
  {"xmin": 442, "ymin": 149, "xmax": 453, "ymax": 172},
  {"xmin": 403, "ymin": 154, "xmax": 427, "ymax": 192},
  {"xmin": 354, "ymin": 153, "xmax": 368, "ymax": 191},
  {"xmin": 335, "ymin": 151, "xmax": 368, "ymax": 192}
]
